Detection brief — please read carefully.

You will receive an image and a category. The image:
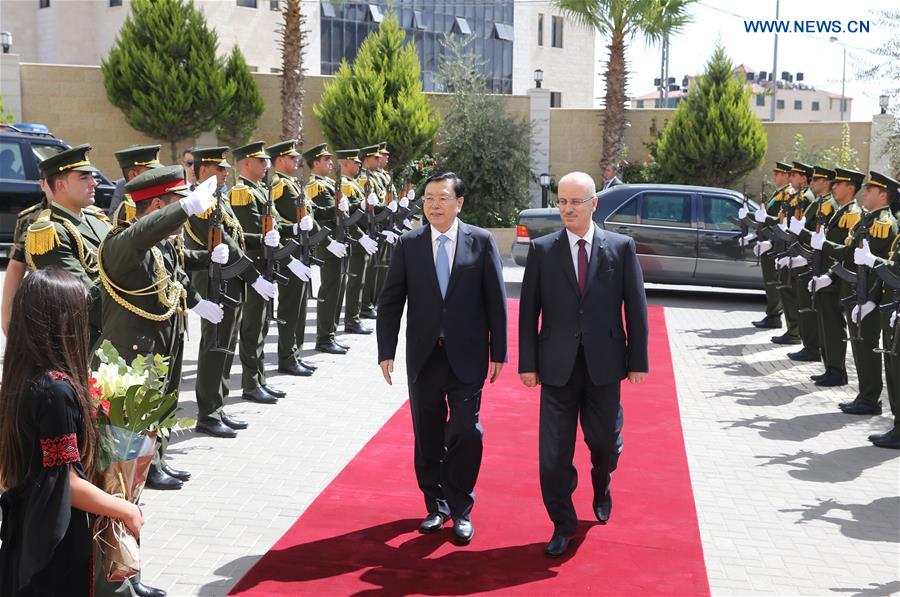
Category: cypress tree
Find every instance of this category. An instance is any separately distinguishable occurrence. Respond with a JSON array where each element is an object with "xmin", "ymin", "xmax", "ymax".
[
  {"xmin": 101, "ymin": 0, "xmax": 235, "ymax": 162},
  {"xmin": 655, "ymin": 44, "xmax": 767, "ymax": 187},
  {"xmin": 216, "ymin": 46, "xmax": 264, "ymax": 150}
]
